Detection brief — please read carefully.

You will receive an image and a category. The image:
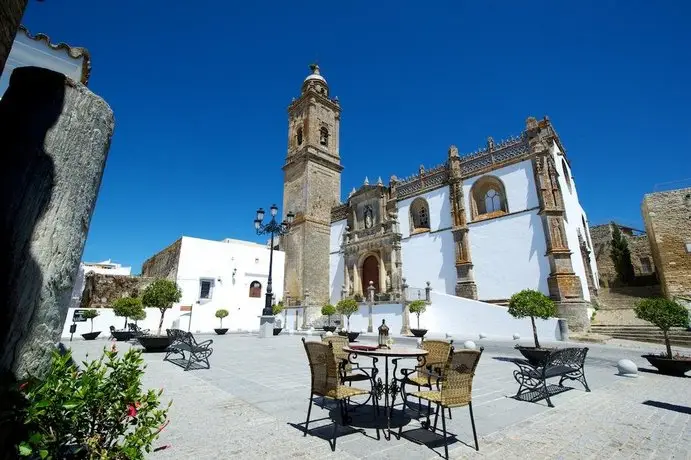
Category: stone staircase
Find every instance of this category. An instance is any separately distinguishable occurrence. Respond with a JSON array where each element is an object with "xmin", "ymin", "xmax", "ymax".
[{"xmin": 590, "ymin": 324, "xmax": 691, "ymax": 348}]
